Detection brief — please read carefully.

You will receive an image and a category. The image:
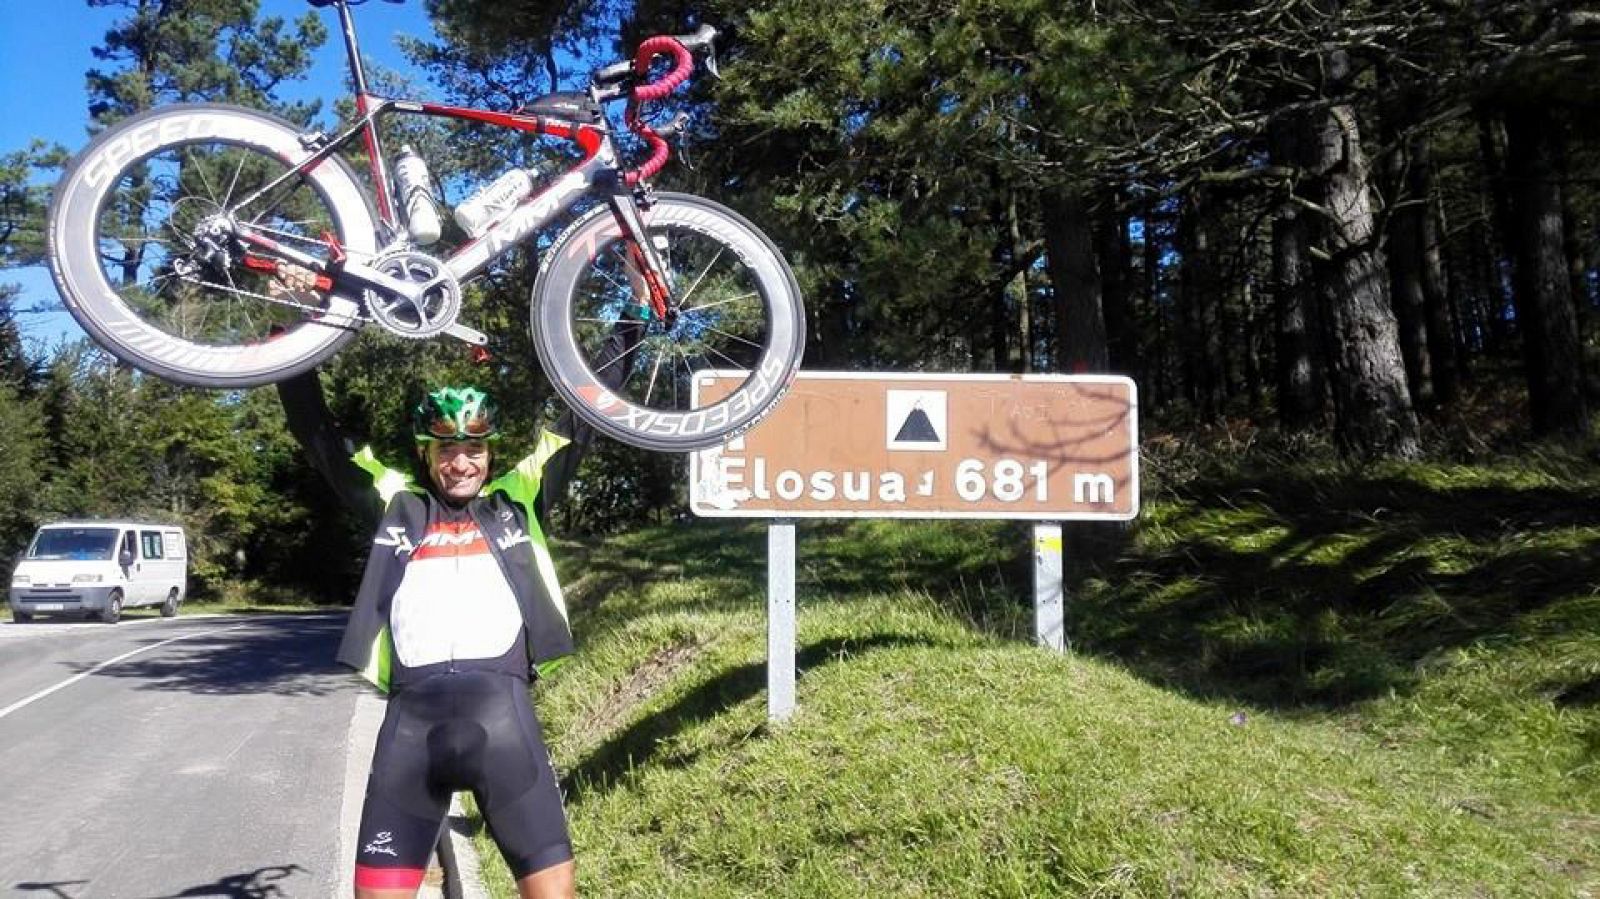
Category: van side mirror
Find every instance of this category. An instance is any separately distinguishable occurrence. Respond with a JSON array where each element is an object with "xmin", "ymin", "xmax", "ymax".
[{"xmin": 118, "ymin": 548, "xmax": 134, "ymax": 567}]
